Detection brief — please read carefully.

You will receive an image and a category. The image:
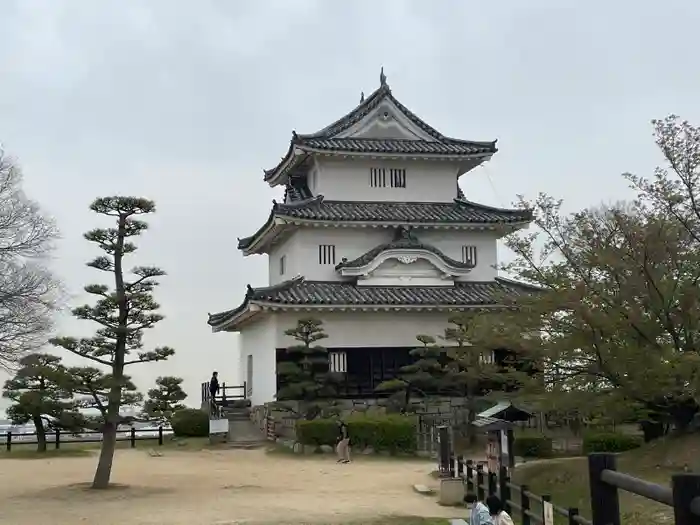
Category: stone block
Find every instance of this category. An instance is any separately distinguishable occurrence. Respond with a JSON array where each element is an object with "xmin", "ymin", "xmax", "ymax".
[
  {"xmin": 412, "ymin": 484, "xmax": 434, "ymax": 495},
  {"xmin": 438, "ymin": 478, "xmax": 466, "ymax": 507}
]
